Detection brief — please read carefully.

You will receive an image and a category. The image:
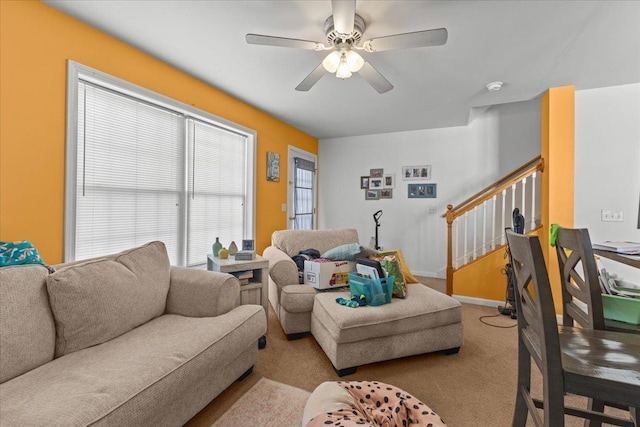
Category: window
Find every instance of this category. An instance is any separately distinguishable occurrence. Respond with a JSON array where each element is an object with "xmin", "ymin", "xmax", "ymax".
[
  {"xmin": 65, "ymin": 61, "xmax": 255, "ymax": 267},
  {"xmin": 292, "ymin": 156, "xmax": 316, "ymax": 230}
]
